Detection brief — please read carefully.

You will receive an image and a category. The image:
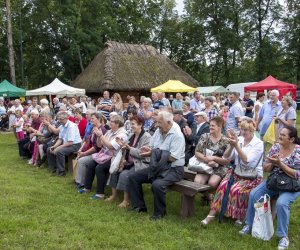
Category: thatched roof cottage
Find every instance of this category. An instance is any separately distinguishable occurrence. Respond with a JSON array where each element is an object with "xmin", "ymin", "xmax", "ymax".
[{"xmin": 72, "ymin": 41, "xmax": 198, "ymax": 98}]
